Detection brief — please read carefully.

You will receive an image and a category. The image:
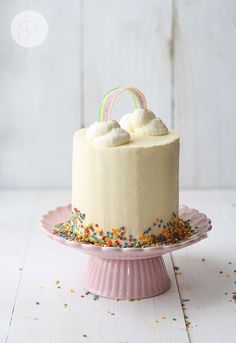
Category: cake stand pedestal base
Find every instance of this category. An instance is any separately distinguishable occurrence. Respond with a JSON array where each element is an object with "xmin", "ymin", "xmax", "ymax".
[{"xmin": 83, "ymin": 256, "xmax": 171, "ymax": 299}]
